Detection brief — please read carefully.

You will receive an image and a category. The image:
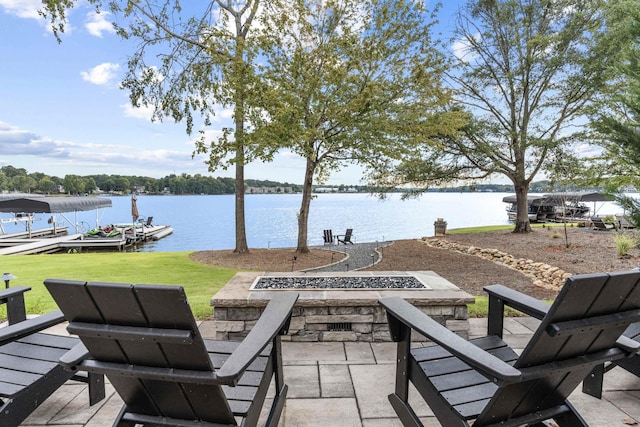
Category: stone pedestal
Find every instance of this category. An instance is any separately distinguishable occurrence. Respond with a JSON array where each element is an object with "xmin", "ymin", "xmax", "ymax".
[
  {"xmin": 210, "ymin": 271, "xmax": 474, "ymax": 342},
  {"xmin": 434, "ymin": 218, "xmax": 447, "ymax": 236}
]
